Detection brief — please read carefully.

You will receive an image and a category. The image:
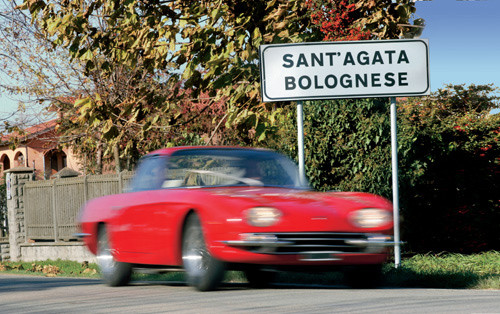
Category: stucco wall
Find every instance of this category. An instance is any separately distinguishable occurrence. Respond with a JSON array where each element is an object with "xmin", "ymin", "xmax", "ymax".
[{"xmin": 1, "ymin": 143, "xmax": 82, "ymax": 180}]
